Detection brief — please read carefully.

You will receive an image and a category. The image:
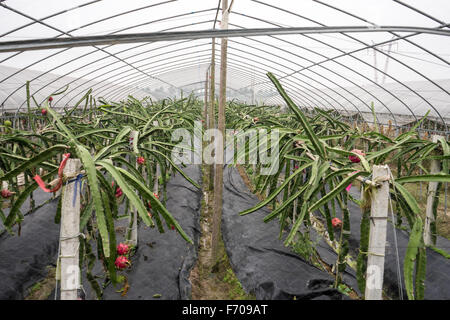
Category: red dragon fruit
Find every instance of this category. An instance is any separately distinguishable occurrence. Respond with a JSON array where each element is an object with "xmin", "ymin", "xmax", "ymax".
[
  {"xmin": 349, "ymin": 149, "xmax": 366, "ymax": 163},
  {"xmin": 116, "ymin": 243, "xmax": 130, "ymax": 256},
  {"xmin": 48, "ymin": 96, "xmax": 53, "ymax": 102},
  {"xmin": 115, "ymin": 187, "xmax": 123, "ymax": 198},
  {"xmin": 332, "ymin": 217, "xmax": 342, "ymax": 228},
  {"xmin": 1, "ymin": 189, "xmax": 13, "ymax": 198},
  {"xmin": 41, "ymin": 109, "xmax": 47, "ymax": 116},
  {"xmin": 137, "ymin": 156, "xmax": 145, "ymax": 165},
  {"xmin": 115, "ymin": 256, "xmax": 130, "ymax": 270}
]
